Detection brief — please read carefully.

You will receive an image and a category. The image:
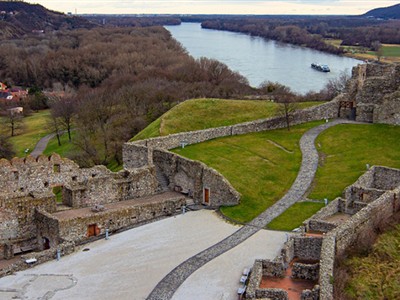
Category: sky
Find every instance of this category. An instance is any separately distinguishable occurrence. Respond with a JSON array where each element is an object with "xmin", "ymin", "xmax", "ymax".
[{"xmin": 25, "ymin": 1, "xmax": 399, "ymax": 15}]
